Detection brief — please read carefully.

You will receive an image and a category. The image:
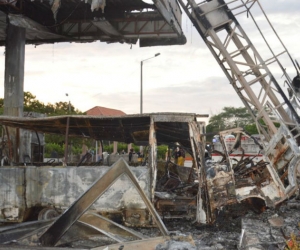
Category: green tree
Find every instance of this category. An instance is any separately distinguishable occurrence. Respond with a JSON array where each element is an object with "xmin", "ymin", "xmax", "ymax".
[
  {"xmin": 24, "ymin": 91, "xmax": 45, "ymax": 112},
  {"xmin": 206, "ymin": 107, "xmax": 258, "ymax": 141},
  {"xmin": 23, "ymin": 91, "xmax": 83, "ymax": 116},
  {"xmin": 0, "ymin": 92, "xmax": 86, "ymax": 158}
]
